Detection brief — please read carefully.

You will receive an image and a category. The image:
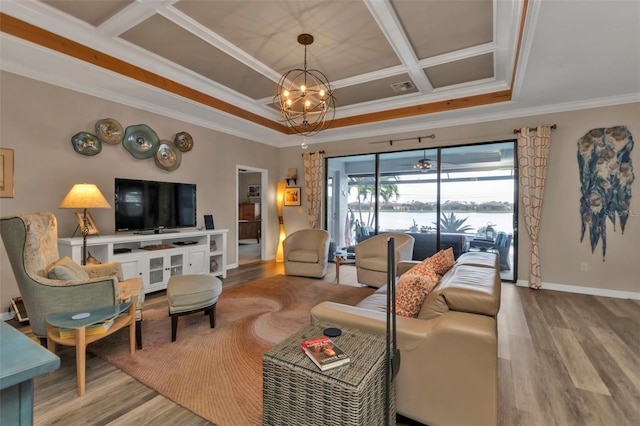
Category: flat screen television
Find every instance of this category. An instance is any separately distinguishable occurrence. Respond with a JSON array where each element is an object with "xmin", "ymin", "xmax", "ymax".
[{"xmin": 114, "ymin": 178, "xmax": 196, "ymax": 232}]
